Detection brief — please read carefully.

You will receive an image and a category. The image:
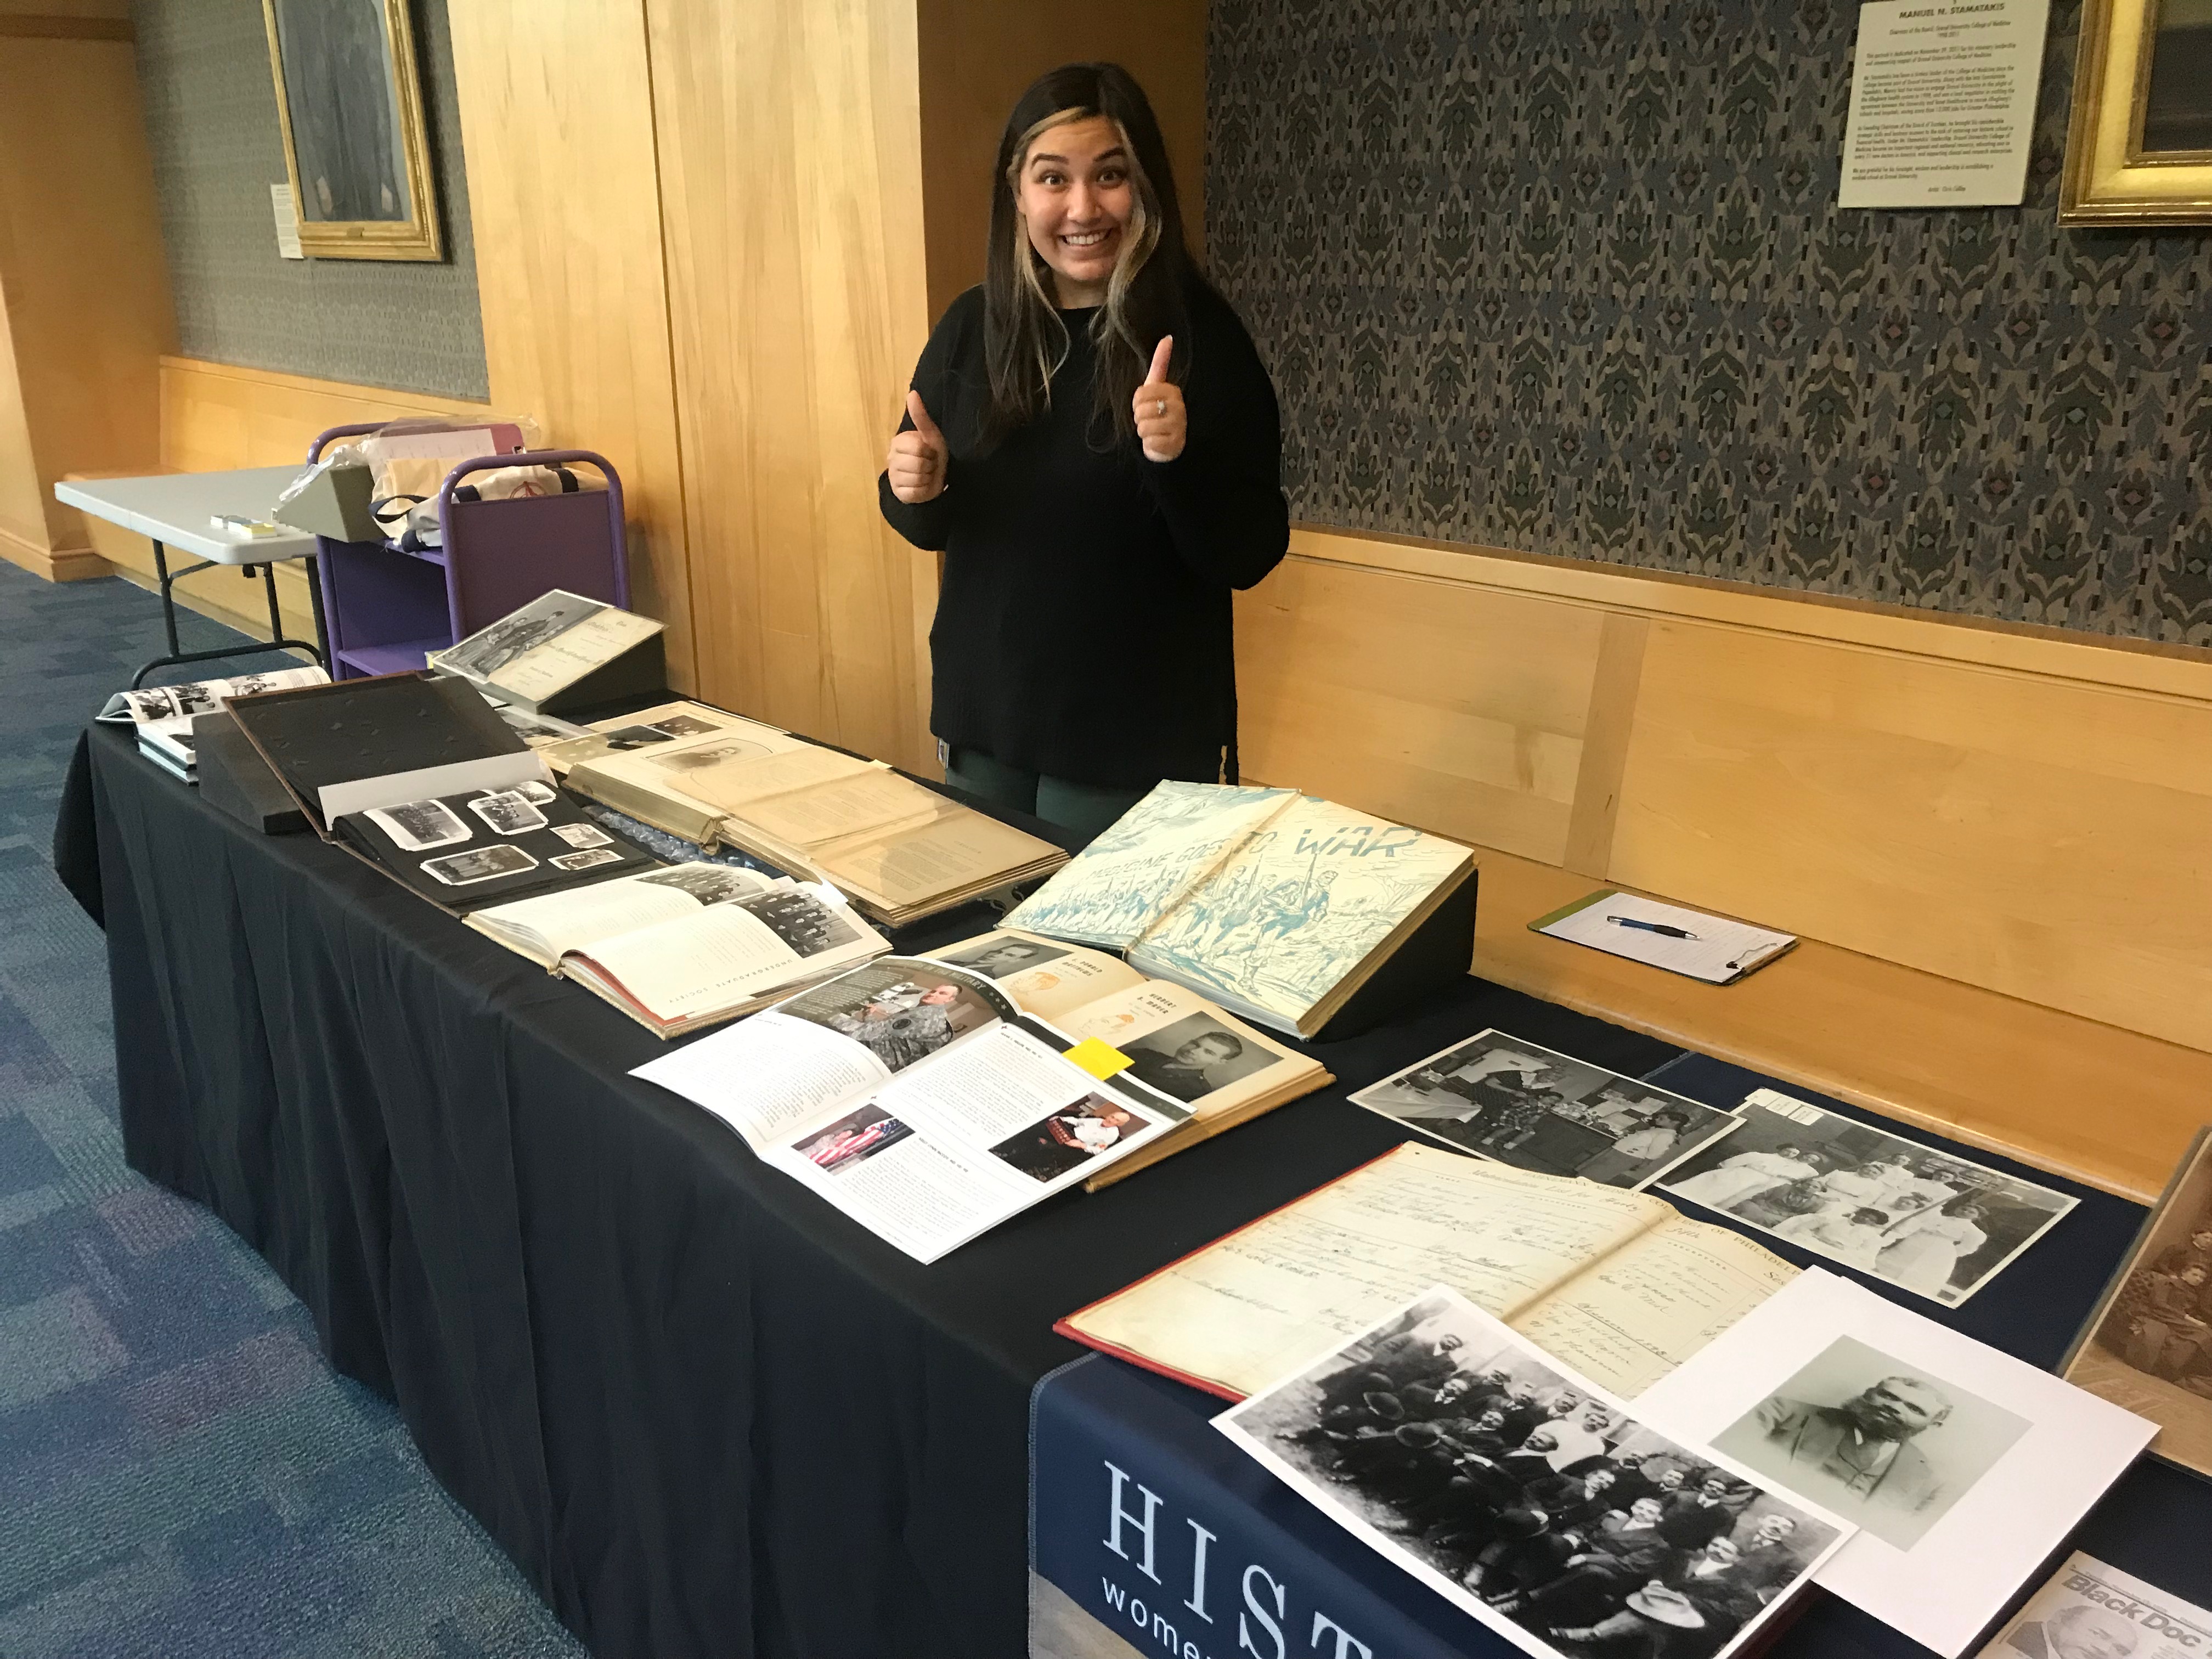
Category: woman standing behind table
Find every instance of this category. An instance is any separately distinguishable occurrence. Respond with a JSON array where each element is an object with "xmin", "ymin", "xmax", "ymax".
[{"xmin": 878, "ymin": 63, "xmax": 1288, "ymax": 840}]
